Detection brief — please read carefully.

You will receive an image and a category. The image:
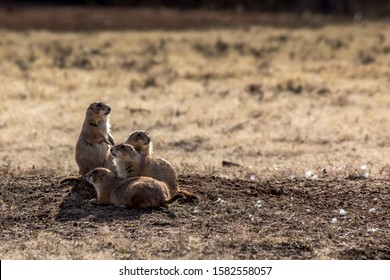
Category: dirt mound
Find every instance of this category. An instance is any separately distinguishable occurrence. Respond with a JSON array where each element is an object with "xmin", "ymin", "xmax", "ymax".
[{"xmin": 1, "ymin": 173, "xmax": 389, "ymax": 259}]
